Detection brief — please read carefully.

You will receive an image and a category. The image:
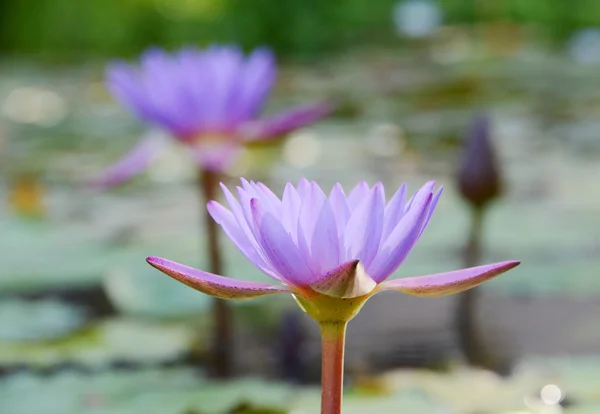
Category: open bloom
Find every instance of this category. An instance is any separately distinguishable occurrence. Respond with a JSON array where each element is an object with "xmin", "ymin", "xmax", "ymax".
[
  {"xmin": 91, "ymin": 46, "xmax": 331, "ymax": 188},
  {"xmin": 147, "ymin": 179, "xmax": 519, "ymax": 322}
]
